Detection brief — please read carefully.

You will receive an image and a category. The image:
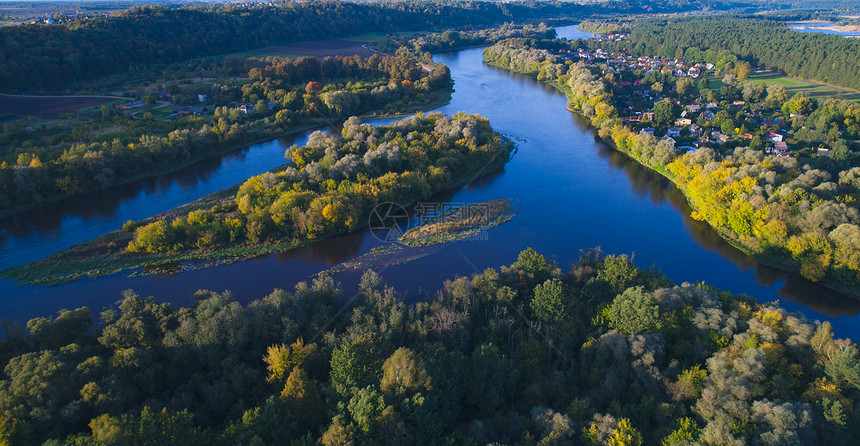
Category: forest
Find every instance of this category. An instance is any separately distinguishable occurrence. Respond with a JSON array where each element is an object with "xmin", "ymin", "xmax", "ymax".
[
  {"xmin": 624, "ymin": 16, "xmax": 860, "ymax": 91},
  {"xmin": 1, "ymin": 248, "xmax": 858, "ymax": 444},
  {"xmin": 482, "ymin": 36, "xmax": 860, "ymax": 294},
  {"xmin": 0, "ymin": 54, "xmax": 451, "ymax": 218},
  {"xmin": 0, "ymin": 0, "xmax": 745, "ymax": 93},
  {"xmin": 370, "ymin": 23, "xmax": 559, "ymax": 61}
]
